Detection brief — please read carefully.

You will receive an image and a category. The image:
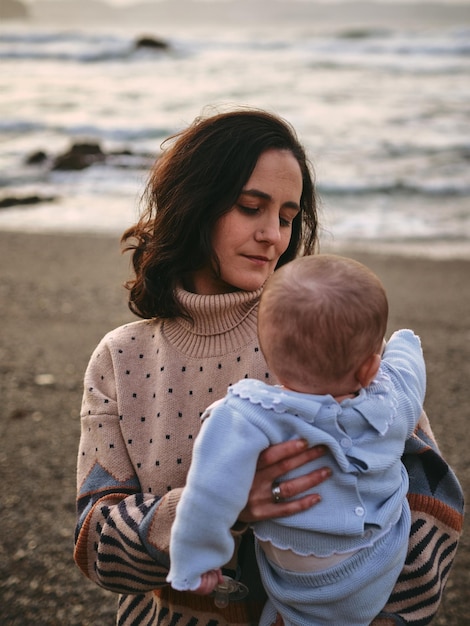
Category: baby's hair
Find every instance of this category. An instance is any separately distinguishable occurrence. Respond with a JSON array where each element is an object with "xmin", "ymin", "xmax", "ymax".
[{"xmin": 258, "ymin": 254, "xmax": 388, "ymax": 389}]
